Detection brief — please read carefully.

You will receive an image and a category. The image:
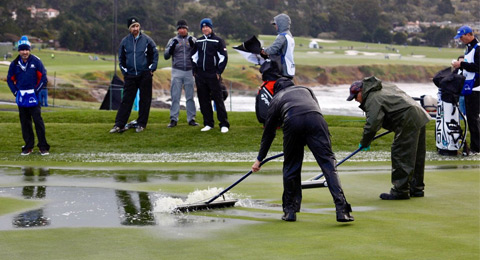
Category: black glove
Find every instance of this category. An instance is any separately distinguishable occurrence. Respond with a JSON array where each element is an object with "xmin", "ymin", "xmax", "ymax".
[
  {"xmin": 168, "ymin": 39, "xmax": 178, "ymax": 55},
  {"xmin": 188, "ymin": 36, "xmax": 195, "ymax": 47}
]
